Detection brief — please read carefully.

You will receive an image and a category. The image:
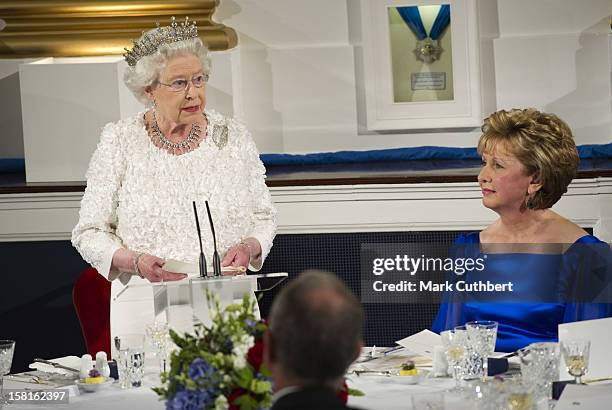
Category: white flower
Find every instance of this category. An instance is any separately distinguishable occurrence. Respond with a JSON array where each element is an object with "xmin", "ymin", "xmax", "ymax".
[
  {"xmin": 214, "ymin": 395, "xmax": 228, "ymax": 410},
  {"xmin": 233, "ymin": 353, "xmax": 246, "ymax": 369},
  {"xmin": 231, "ymin": 334, "xmax": 254, "ymax": 369}
]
